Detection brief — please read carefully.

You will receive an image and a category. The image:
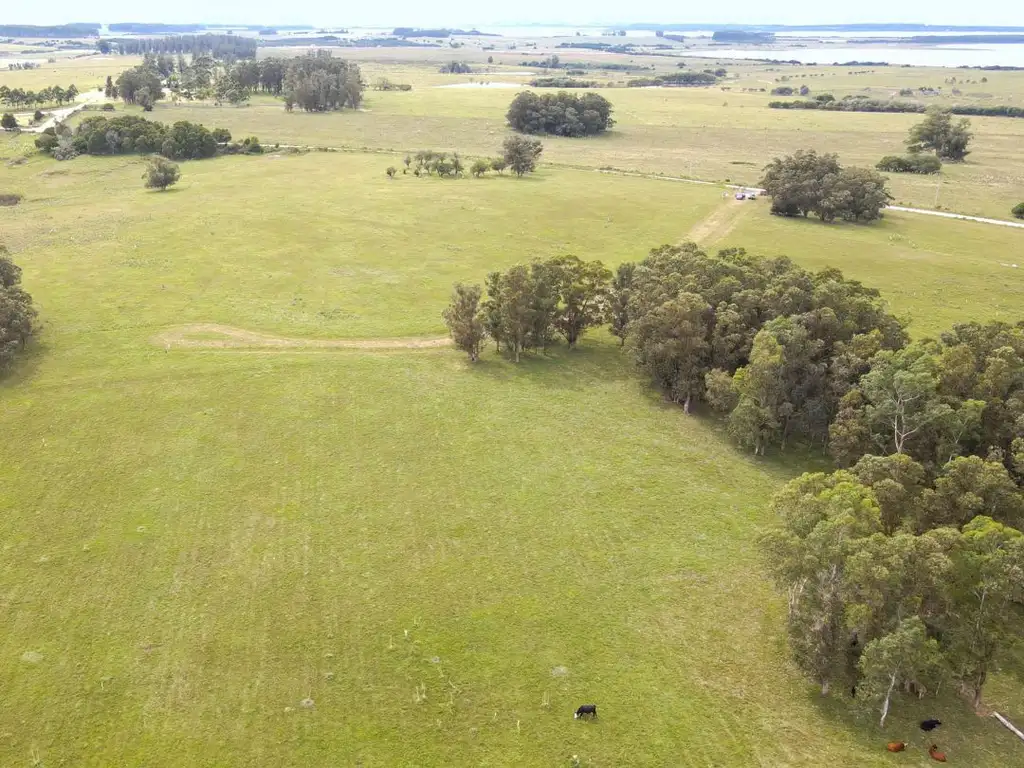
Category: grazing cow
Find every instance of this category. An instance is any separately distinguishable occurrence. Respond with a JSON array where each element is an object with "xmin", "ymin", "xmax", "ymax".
[
  {"xmin": 574, "ymin": 704, "xmax": 597, "ymax": 720},
  {"xmin": 886, "ymin": 742, "xmax": 907, "ymax": 752},
  {"xmin": 928, "ymin": 744, "xmax": 947, "ymax": 762},
  {"xmin": 920, "ymin": 719, "xmax": 942, "ymax": 731}
]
